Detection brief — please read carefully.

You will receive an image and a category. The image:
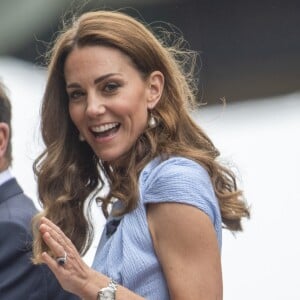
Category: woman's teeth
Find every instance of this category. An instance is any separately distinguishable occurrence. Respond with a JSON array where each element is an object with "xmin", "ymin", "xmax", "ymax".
[{"xmin": 91, "ymin": 122, "xmax": 119, "ymax": 133}]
